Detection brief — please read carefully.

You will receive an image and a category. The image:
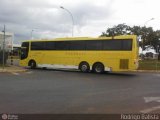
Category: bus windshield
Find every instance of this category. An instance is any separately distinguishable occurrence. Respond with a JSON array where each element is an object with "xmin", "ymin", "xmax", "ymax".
[{"xmin": 20, "ymin": 42, "xmax": 29, "ymax": 60}]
